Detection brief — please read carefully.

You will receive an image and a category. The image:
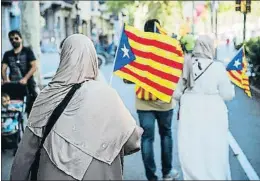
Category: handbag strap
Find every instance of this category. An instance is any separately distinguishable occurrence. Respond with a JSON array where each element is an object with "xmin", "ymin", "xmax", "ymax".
[
  {"xmin": 30, "ymin": 83, "xmax": 82, "ymax": 180},
  {"xmin": 194, "ymin": 61, "xmax": 213, "ymax": 82},
  {"xmin": 183, "ymin": 61, "xmax": 213, "ymax": 93}
]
